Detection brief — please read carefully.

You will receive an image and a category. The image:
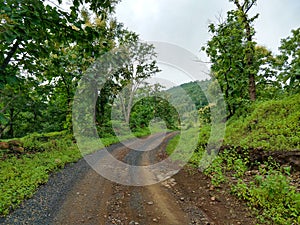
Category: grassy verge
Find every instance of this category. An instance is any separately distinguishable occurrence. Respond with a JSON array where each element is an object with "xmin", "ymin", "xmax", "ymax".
[
  {"xmin": 165, "ymin": 93, "xmax": 300, "ymax": 224},
  {"xmin": 204, "ymin": 150, "xmax": 300, "ymax": 225},
  {"xmin": 0, "ymin": 128, "xmax": 155, "ymax": 217}
]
